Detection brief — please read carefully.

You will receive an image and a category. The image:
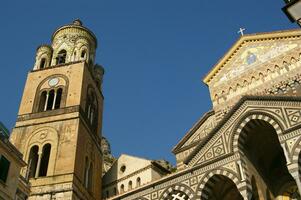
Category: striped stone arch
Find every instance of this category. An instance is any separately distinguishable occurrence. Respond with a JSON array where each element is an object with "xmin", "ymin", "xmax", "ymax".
[
  {"xmin": 288, "ymin": 136, "xmax": 301, "ymax": 174},
  {"xmin": 159, "ymin": 183, "xmax": 195, "ymax": 200},
  {"xmin": 196, "ymin": 168, "xmax": 247, "ymax": 200},
  {"xmin": 232, "ymin": 112, "xmax": 284, "ymax": 153}
]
